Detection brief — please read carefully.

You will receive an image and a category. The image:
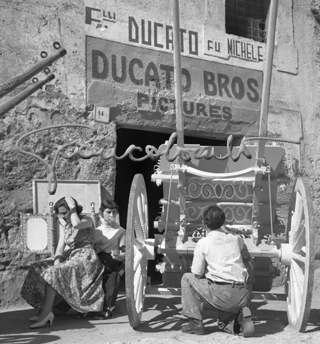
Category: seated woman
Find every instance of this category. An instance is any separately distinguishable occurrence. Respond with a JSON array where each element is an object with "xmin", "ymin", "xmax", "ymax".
[
  {"xmin": 20, "ymin": 196, "xmax": 104, "ymax": 328},
  {"xmin": 93, "ymin": 199, "xmax": 126, "ymax": 319}
]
